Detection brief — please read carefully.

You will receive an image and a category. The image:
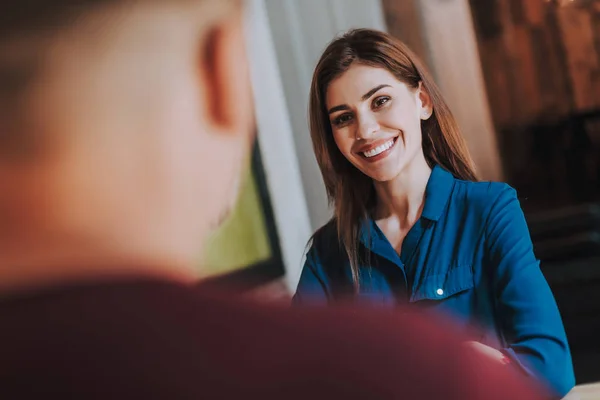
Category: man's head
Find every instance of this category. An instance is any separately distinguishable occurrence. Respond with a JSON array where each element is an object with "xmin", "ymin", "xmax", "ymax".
[{"xmin": 0, "ymin": 0, "xmax": 254, "ymax": 288}]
